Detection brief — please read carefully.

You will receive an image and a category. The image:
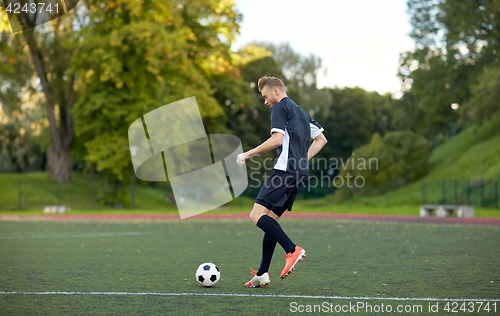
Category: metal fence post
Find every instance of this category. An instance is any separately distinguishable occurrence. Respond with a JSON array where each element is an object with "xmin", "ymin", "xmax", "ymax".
[
  {"xmin": 467, "ymin": 181, "xmax": 471, "ymax": 206},
  {"xmin": 422, "ymin": 181, "xmax": 426, "ymax": 204},
  {"xmin": 18, "ymin": 179, "xmax": 22, "ymax": 210},
  {"xmin": 495, "ymin": 181, "xmax": 498, "ymax": 209},
  {"xmin": 441, "ymin": 180, "xmax": 446, "ymax": 205},
  {"xmin": 481, "ymin": 184, "xmax": 484, "ymax": 208},
  {"xmin": 58, "ymin": 181, "xmax": 61, "ymax": 205},
  {"xmin": 454, "ymin": 179, "xmax": 458, "ymax": 205}
]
